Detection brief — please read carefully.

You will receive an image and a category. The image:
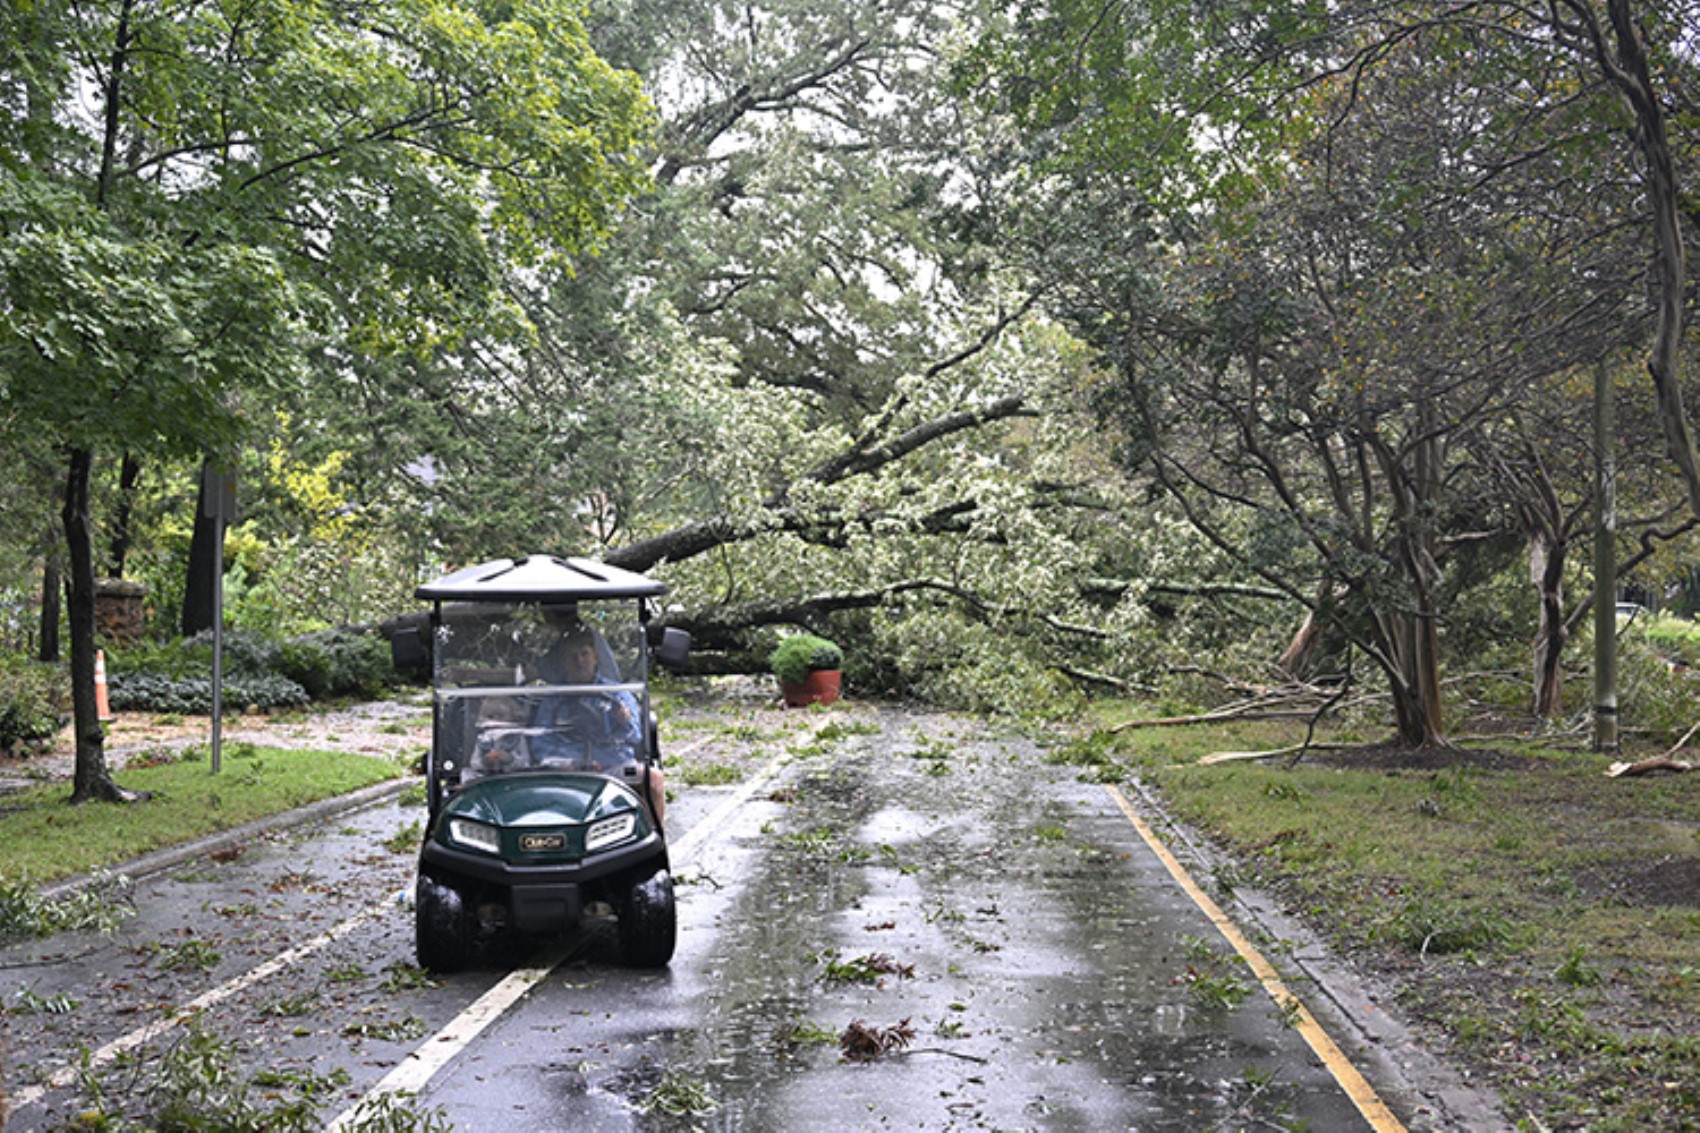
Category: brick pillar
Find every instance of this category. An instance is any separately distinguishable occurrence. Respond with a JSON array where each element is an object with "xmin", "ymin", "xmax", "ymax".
[{"xmin": 95, "ymin": 579, "xmax": 148, "ymax": 645}]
